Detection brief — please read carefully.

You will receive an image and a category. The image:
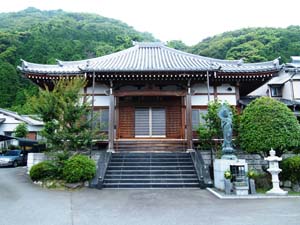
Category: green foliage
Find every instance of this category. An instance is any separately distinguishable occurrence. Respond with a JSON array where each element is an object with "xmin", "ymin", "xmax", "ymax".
[
  {"xmin": 196, "ymin": 100, "xmax": 239, "ymax": 149},
  {"xmin": 14, "ymin": 122, "xmax": 28, "ymax": 138},
  {"xmin": 167, "ymin": 40, "xmax": 189, "ymax": 51},
  {"xmin": 0, "ymin": 7, "xmax": 155, "ymax": 110},
  {"xmin": 29, "ymin": 161, "xmax": 58, "ymax": 181},
  {"xmin": 247, "ymin": 169, "xmax": 259, "ymax": 179},
  {"xmin": 239, "ymin": 97, "xmax": 300, "ymax": 155},
  {"xmin": 281, "ymin": 156, "xmax": 300, "ymax": 183},
  {"xmin": 224, "ymin": 170, "xmax": 232, "ymax": 179},
  {"xmin": 32, "ymin": 78, "xmax": 98, "ymax": 152},
  {"xmin": 254, "ymin": 172, "xmax": 272, "ymax": 190},
  {"xmin": 189, "ymin": 26, "xmax": 300, "ymax": 63},
  {"xmin": 63, "ymin": 154, "xmax": 96, "ymax": 183}
]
